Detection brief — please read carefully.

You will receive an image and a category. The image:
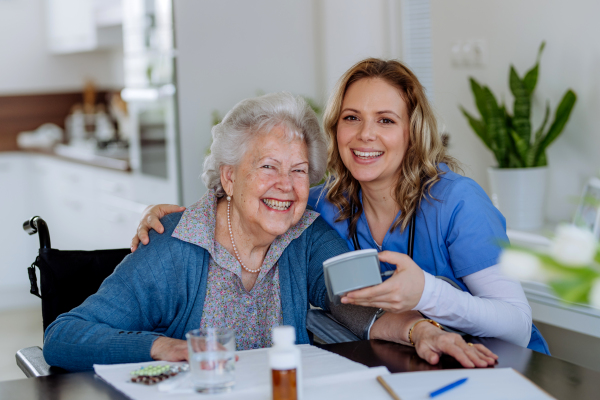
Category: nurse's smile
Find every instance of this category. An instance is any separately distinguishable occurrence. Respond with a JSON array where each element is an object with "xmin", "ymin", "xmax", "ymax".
[{"xmin": 351, "ymin": 148, "xmax": 385, "ymax": 164}]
